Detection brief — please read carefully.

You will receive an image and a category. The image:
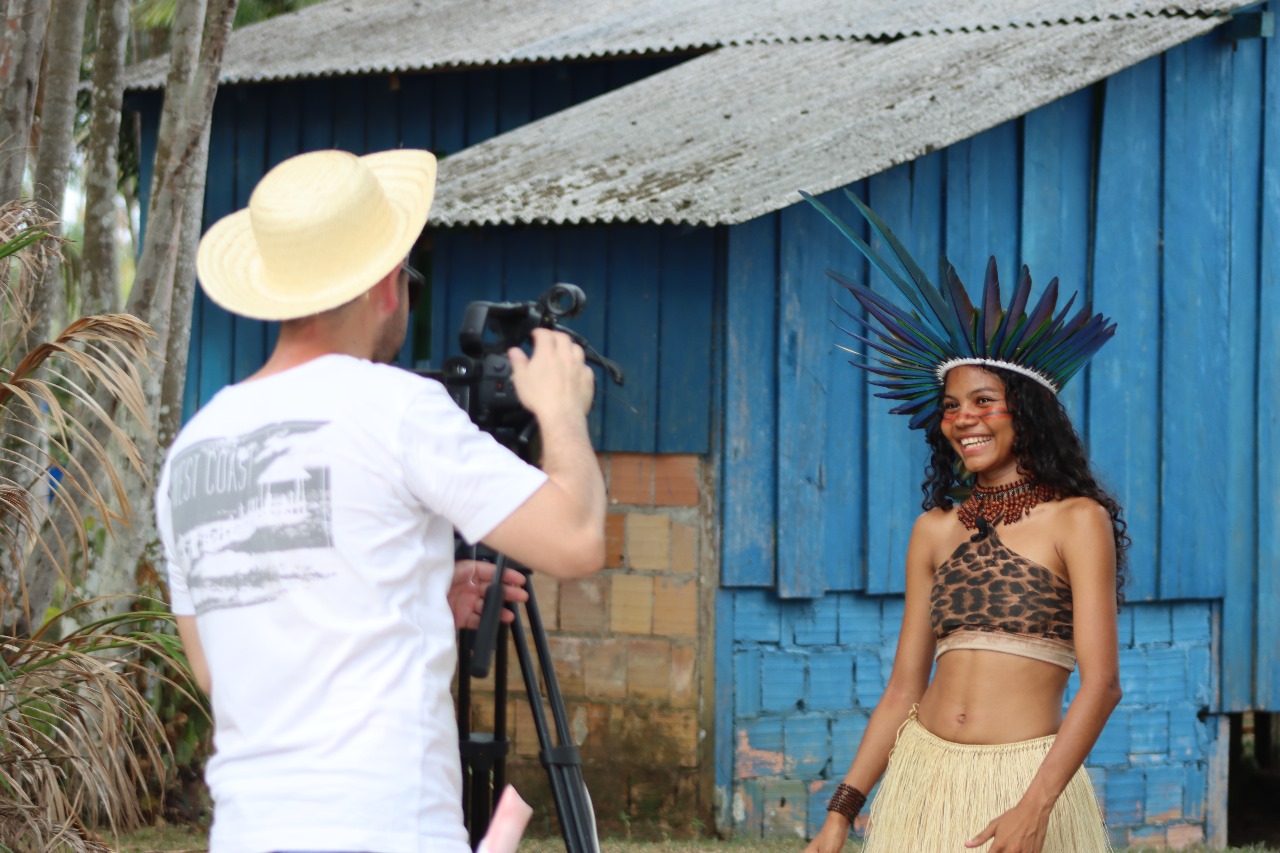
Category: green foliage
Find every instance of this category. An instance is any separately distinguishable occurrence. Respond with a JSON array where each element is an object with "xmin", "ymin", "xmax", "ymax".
[{"xmin": 131, "ymin": 0, "xmax": 327, "ymax": 30}]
